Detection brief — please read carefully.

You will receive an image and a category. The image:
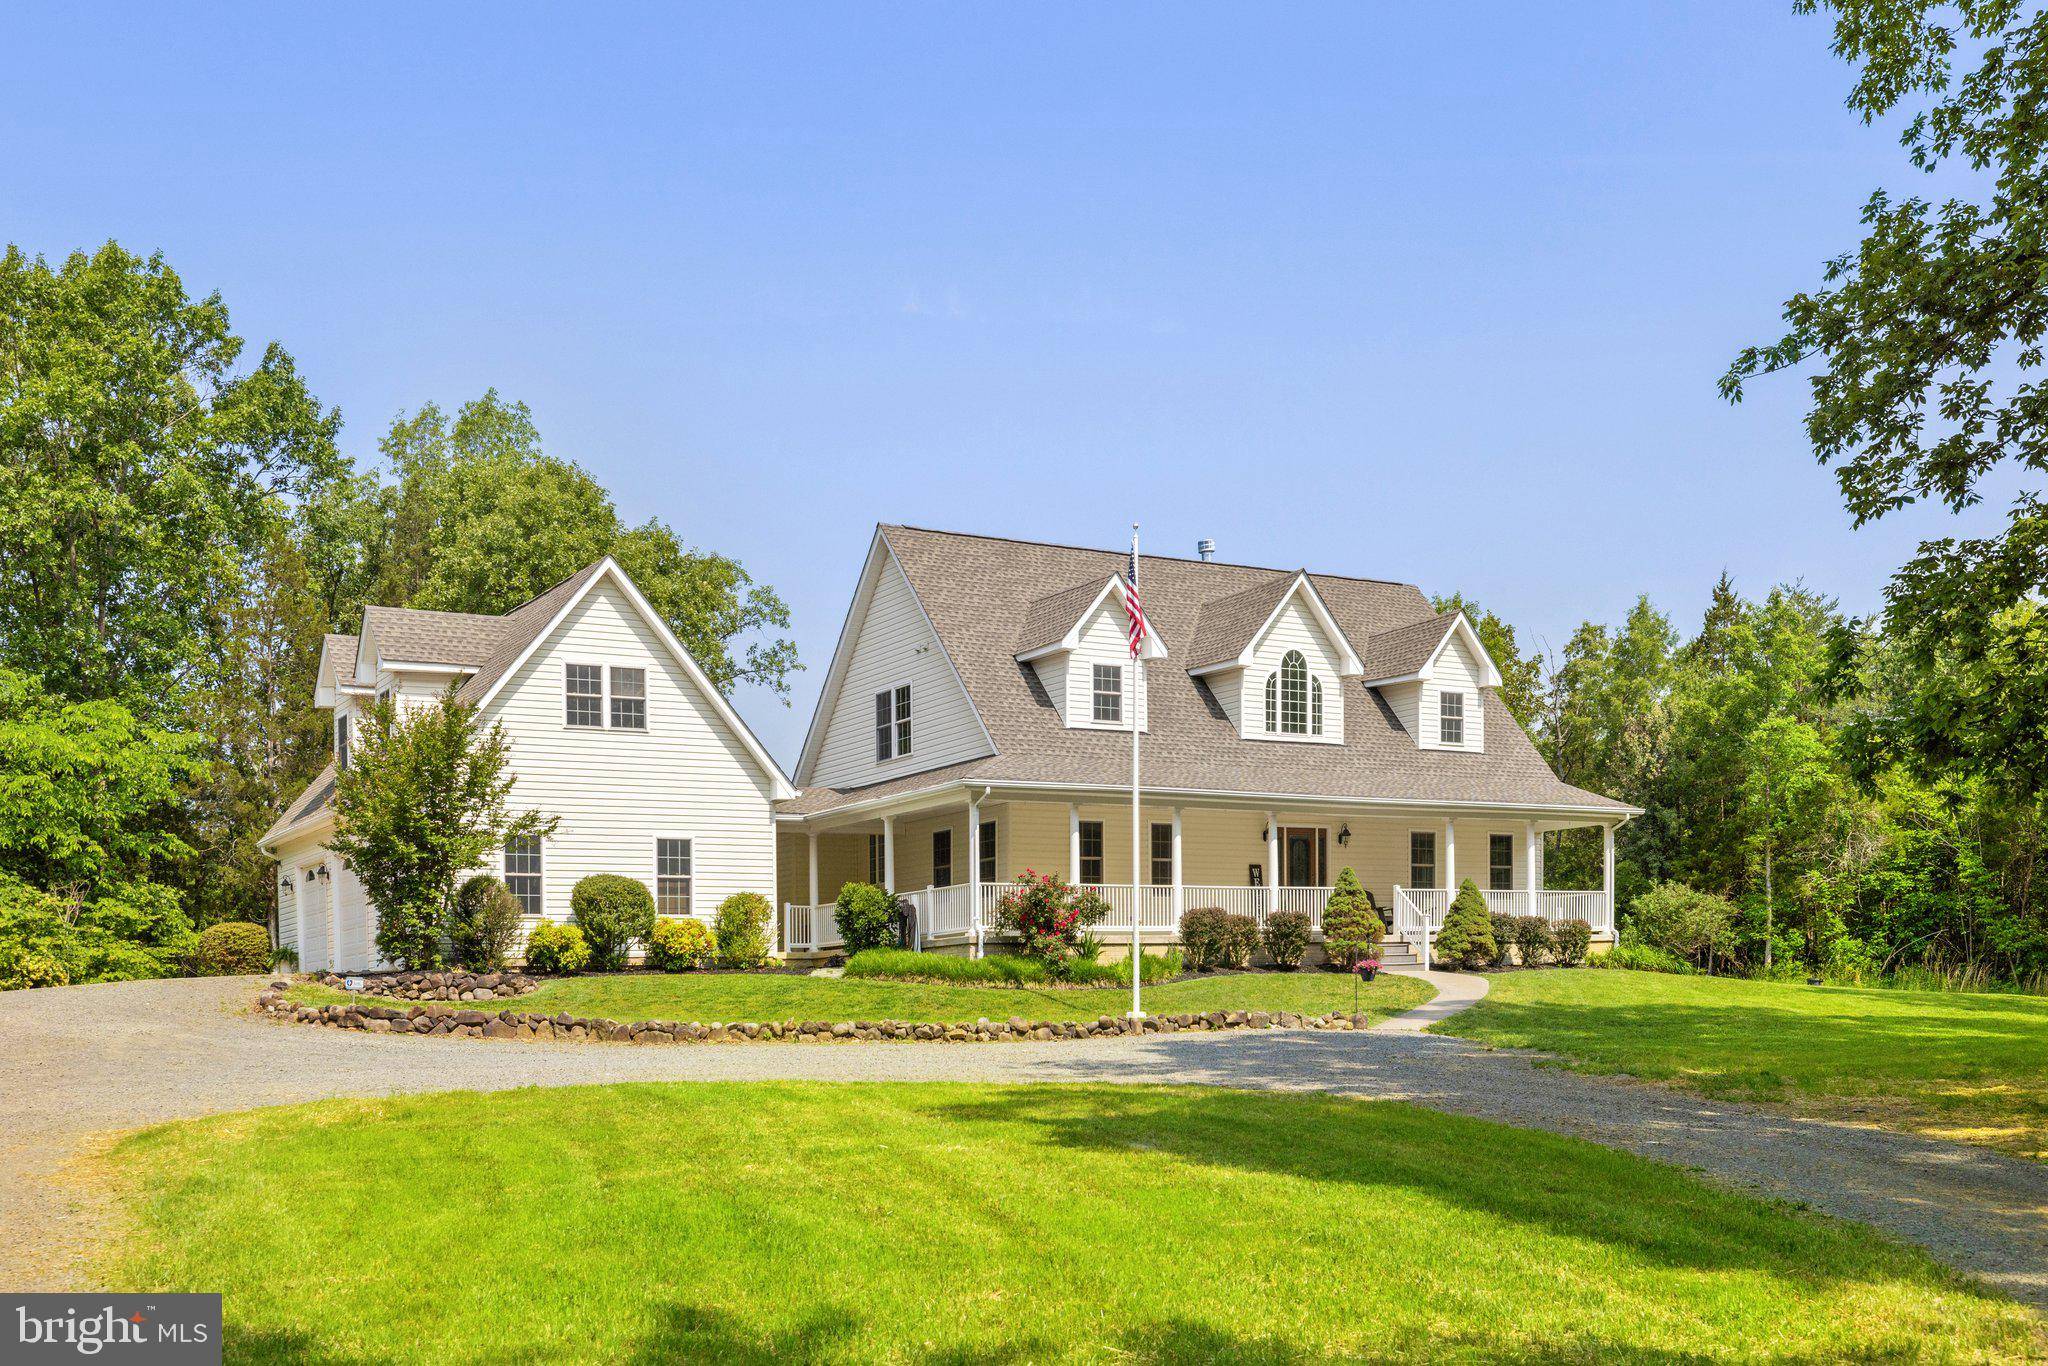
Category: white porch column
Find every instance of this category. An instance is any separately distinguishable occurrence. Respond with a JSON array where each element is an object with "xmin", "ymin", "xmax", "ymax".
[
  {"xmin": 1069, "ymin": 803, "xmax": 1082, "ymax": 883},
  {"xmin": 1443, "ymin": 818, "xmax": 1457, "ymax": 896},
  {"xmin": 1525, "ymin": 820, "xmax": 1539, "ymax": 916},
  {"xmin": 968, "ymin": 796, "xmax": 983, "ymax": 958},
  {"xmin": 1265, "ymin": 812, "xmax": 1279, "ymax": 914},
  {"xmin": 1170, "ymin": 807, "xmax": 1184, "ymax": 927},
  {"xmin": 1602, "ymin": 822, "xmax": 1616, "ymax": 930},
  {"xmin": 807, "ymin": 830, "xmax": 820, "ymax": 908},
  {"xmin": 881, "ymin": 815, "xmax": 896, "ymax": 893}
]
